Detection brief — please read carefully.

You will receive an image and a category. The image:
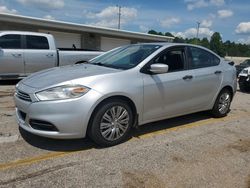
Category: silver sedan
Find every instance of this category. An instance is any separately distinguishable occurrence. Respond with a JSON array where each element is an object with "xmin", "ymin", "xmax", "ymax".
[{"xmin": 14, "ymin": 43, "xmax": 237, "ymax": 146}]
